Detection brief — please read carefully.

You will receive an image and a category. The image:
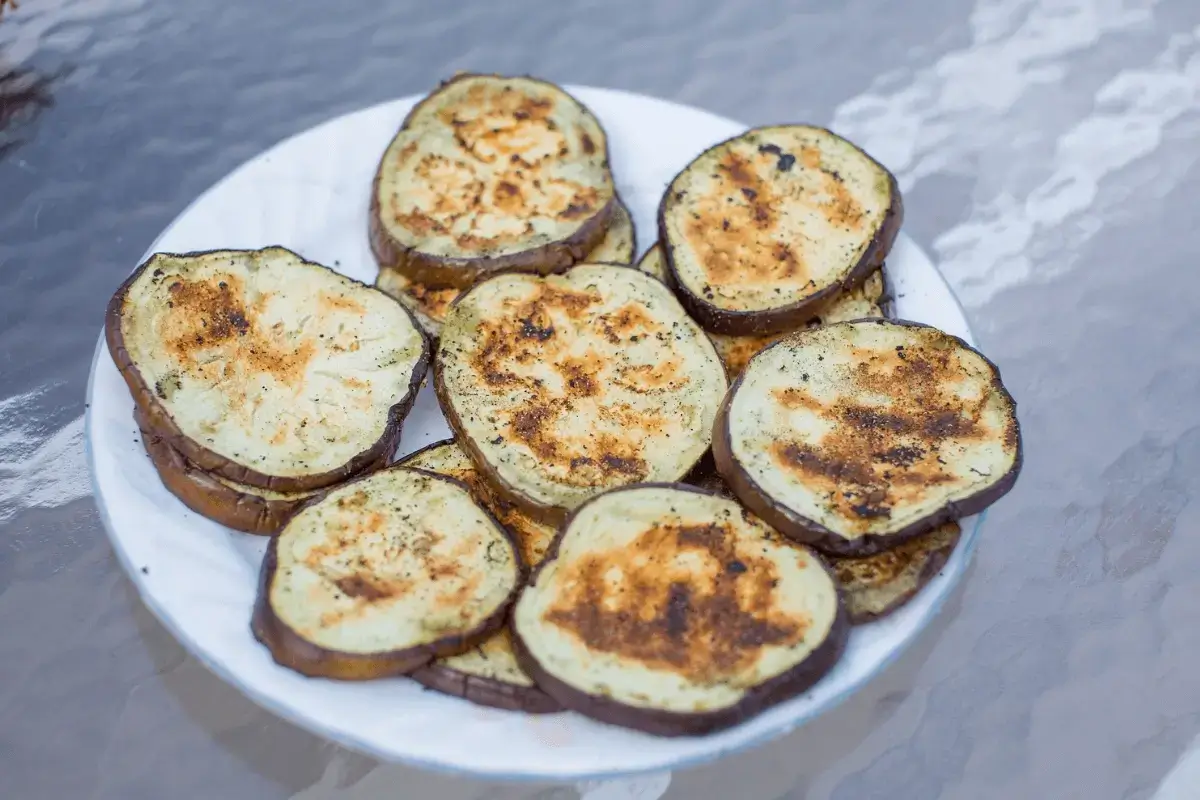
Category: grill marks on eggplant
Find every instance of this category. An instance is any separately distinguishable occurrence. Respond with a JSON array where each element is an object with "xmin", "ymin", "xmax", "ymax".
[
  {"xmin": 394, "ymin": 90, "xmax": 602, "ymax": 249},
  {"xmin": 108, "ymin": 248, "xmax": 427, "ymax": 491},
  {"xmin": 766, "ymin": 343, "xmax": 993, "ymax": 526},
  {"xmin": 158, "ymin": 272, "xmax": 317, "ymax": 391},
  {"xmin": 660, "ymin": 125, "xmax": 901, "ymax": 334},
  {"xmin": 468, "ymin": 281, "xmax": 660, "ymax": 485},
  {"xmin": 512, "ymin": 485, "xmax": 846, "ymax": 735},
  {"xmin": 679, "ymin": 148, "xmax": 813, "ymax": 289},
  {"xmin": 253, "ymin": 468, "xmax": 521, "ymax": 679},
  {"xmin": 437, "ymin": 265, "xmax": 727, "ymax": 516},
  {"xmin": 719, "ymin": 320, "xmax": 1021, "ymax": 553},
  {"xmin": 542, "ymin": 518, "xmax": 808, "ymax": 683},
  {"xmin": 372, "ymin": 74, "xmax": 615, "ymax": 284},
  {"xmin": 688, "ymin": 470, "xmax": 963, "ymax": 623}
]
